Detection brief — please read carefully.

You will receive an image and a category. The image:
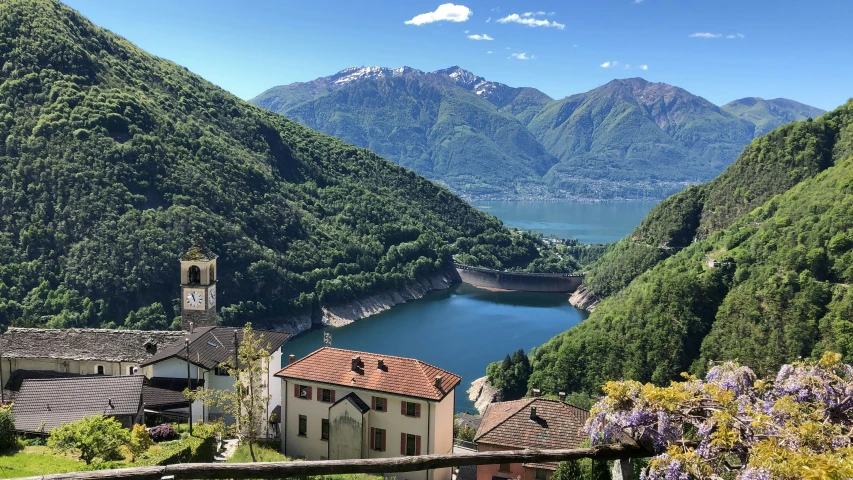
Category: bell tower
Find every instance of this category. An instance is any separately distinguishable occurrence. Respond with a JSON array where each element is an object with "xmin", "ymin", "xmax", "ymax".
[{"xmin": 180, "ymin": 236, "xmax": 219, "ymax": 332}]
